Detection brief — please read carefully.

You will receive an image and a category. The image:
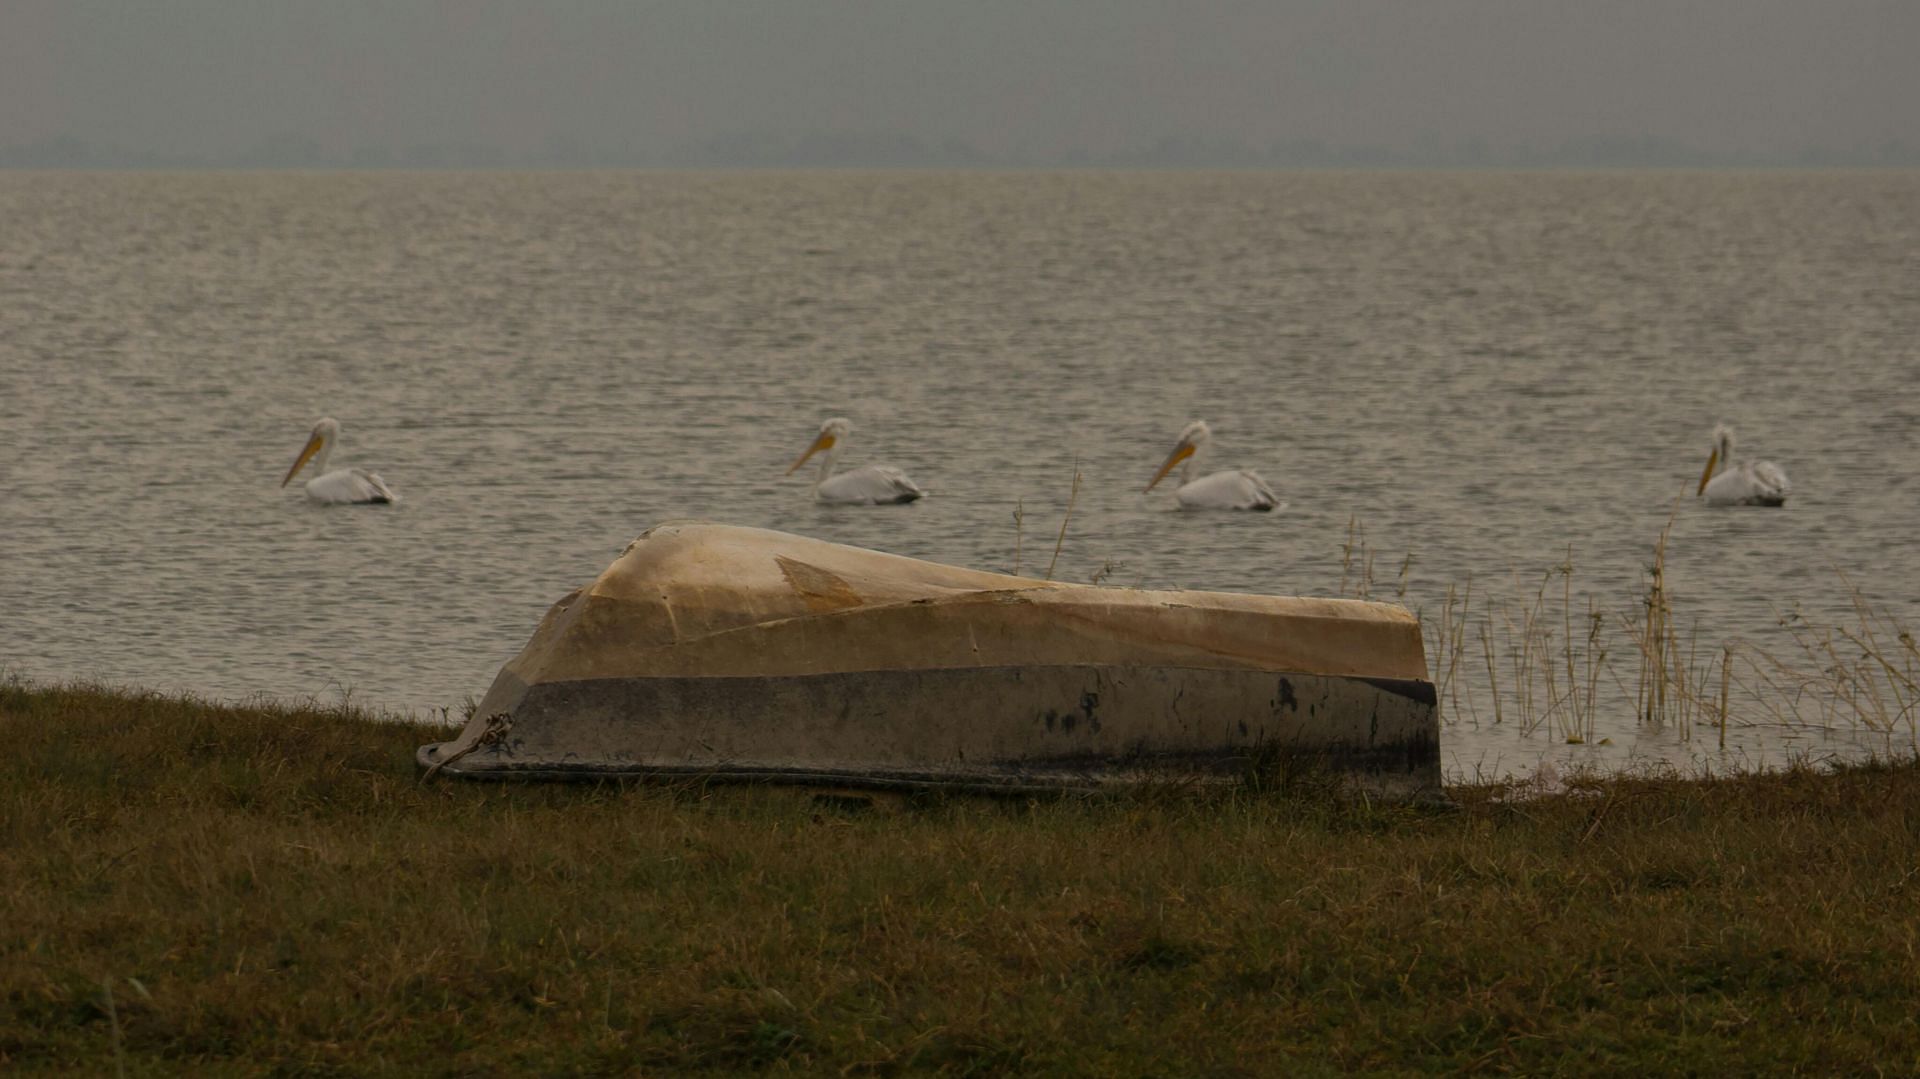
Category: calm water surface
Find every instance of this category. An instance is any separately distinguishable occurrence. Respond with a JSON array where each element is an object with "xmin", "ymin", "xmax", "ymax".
[{"xmin": 2, "ymin": 170, "xmax": 1916, "ymax": 781}]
